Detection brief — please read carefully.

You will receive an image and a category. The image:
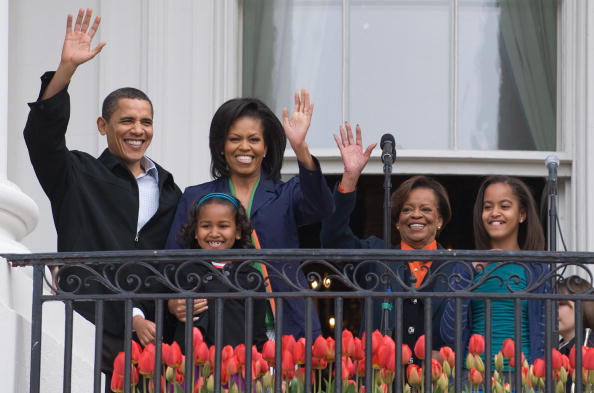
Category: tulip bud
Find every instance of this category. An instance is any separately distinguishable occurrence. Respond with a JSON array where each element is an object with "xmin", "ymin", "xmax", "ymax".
[
  {"xmin": 165, "ymin": 366, "xmax": 175, "ymax": 382},
  {"xmin": 556, "ymin": 379, "xmax": 565, "ymax": 393},
  {"xmin": 256, "ymin": 380, "xmax": 263, "ymax": 393},
  {"xmin": 437, "ymin": 373, "xmax": 448, "ymax": 391},
  {"xmin": 474, "ymin": 355, "xmax": 485, "ymax": 373},
  {"xmin": 560, "ymin": 367, "xmax": 568, "ymax": 384},
  {"xmin": 206, "ymin": 375, "xmax": 215, "ymax": 393},
  {"xmin": 201, "ymin": 362, "xmax": 211, "ymax": 378},
  {"xmin": 262, "ymin": 372, "xmax": 273, "ymax": 389},
  {"xmin": 403, "ymin": 384, "xmax": 411, "ymax": 393},
  {"xmin": 466, "ymin": 353, "xmax": 476, "ymax": 370},
  {"xmin": 494, "ymin": 381, "xmax": 504, "ymax": 393},
  {"xmin": 230, "ymin": 382, "xmax": 239, "ymax": 393},
  {"xmin": 494, "ymin": 352, "xmax": 504, "ymax": 373},
  {"xmin": 468, "ymin": 368, "xmax": 483, "ymax": 386},
  {"xmin": 442, "ymin": 361, "xmax": 451, "ymax": 377},
  {"xmin": 406, "ymin": 364, "xmax": 422, "ymax": 387}
]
